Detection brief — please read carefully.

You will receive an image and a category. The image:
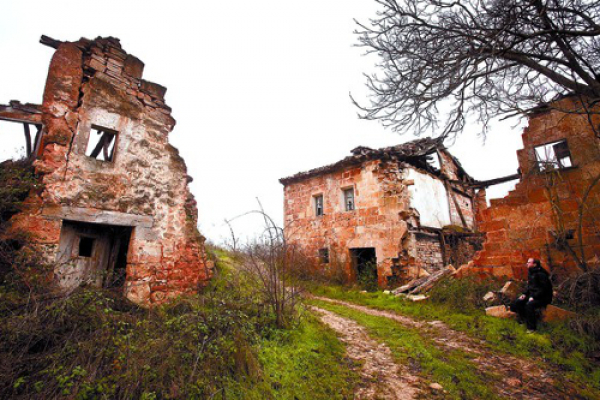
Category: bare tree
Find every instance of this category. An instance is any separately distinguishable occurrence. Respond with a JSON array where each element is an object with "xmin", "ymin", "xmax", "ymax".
[{"xmin": 353, "ymin": 0, "xmax": 600, "ymax": 138}]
